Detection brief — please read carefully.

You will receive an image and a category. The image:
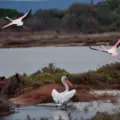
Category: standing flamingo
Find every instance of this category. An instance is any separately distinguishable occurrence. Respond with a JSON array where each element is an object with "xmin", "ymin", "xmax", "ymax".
[{"xmin": 51, "ymin": 76, "xmax": 76, "ymax": 107}]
